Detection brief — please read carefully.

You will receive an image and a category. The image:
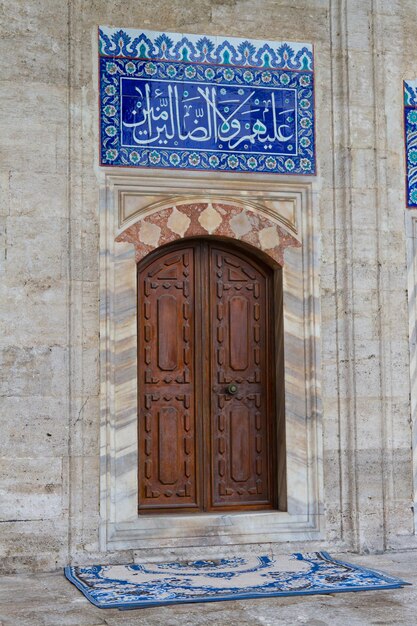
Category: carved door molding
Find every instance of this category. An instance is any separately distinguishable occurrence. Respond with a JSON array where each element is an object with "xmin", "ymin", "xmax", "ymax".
[
  {"xmin": 99, "ymin": 170, "xmax": 323, "ymax": 551},
  {"xmin": 137, "ymin": 240, "xmax": 278, "ymax": 513}
]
